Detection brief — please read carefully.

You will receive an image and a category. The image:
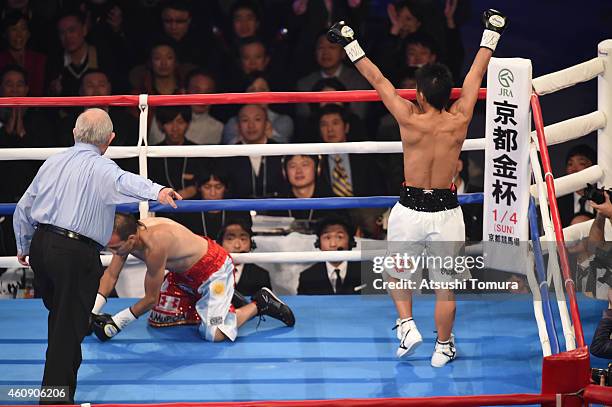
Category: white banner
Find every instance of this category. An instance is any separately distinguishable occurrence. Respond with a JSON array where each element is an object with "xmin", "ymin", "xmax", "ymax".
[{"xmin": 483, "ymin": 58, "xmax": 532, "ymax": 273}]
